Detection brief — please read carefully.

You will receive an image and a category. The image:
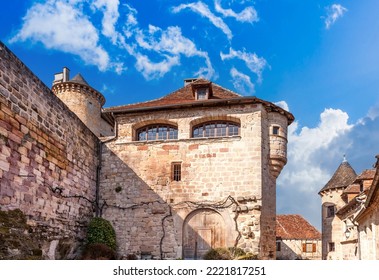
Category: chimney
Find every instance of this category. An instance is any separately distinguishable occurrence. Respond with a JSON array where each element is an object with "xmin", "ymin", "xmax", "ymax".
[
  {"xmin": 53, "ymin": 67, "xmax": 70, "ymax": 85},
  {"xmin": 184, "ymin": 78, "xmax": 197, "ymax": 86},
  {"xmin": 62, "ymin": 67, "xmax": 70, "ymax": 82}
]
